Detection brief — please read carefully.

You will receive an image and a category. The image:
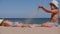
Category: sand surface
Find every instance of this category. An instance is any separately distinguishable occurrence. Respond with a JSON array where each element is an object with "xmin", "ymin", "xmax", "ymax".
[{"xmin": 0, "ymin": 26, "xmax": 60, "ymax": 34}]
